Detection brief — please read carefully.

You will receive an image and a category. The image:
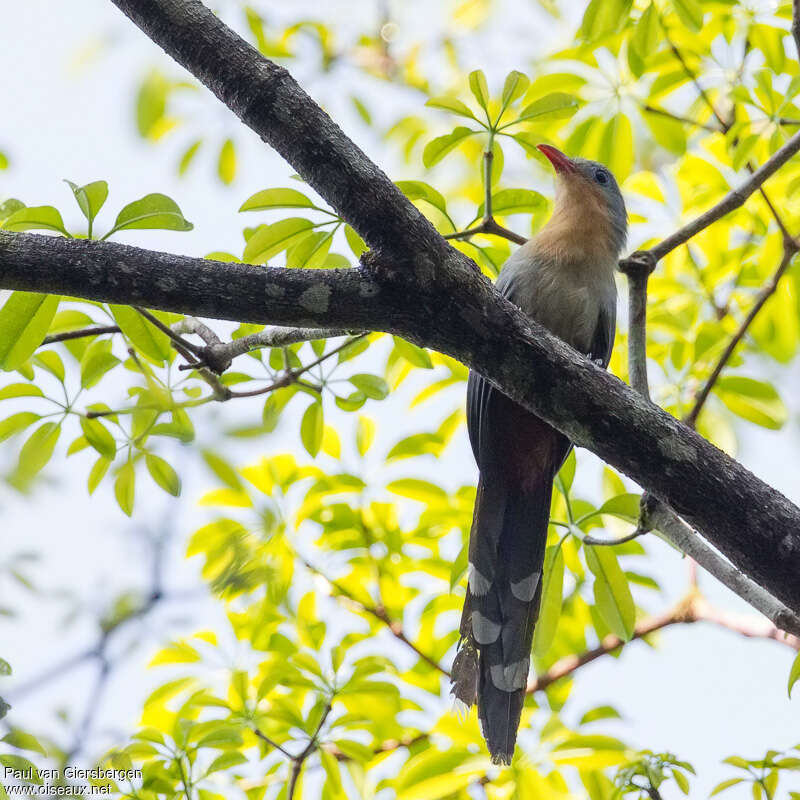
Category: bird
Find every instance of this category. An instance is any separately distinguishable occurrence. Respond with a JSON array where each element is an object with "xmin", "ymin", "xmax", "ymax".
[{"xmin": 450, "ymin": 144, "xmax": 628, "ymax": 765}]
